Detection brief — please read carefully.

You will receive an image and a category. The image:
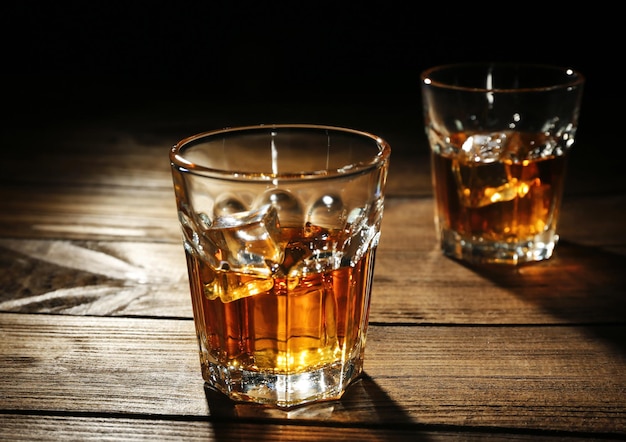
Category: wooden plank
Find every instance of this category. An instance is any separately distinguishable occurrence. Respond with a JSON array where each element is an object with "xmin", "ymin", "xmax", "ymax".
[
  {"xmin": 0, "ymin": 183, "xmax": 181, "ymax": 242},
  {"xmin": 1, "ymin": 313, "xmax": 624, "ymax": 434},
  {"xmin": 0, "ymin": 239, "xmax": 192, "ymax": 318},
  {"xmin": 2, "ymin": 226, "xmax": 625, "ymax": 324},
  {"xmin": 380, "ymin": 196, "xmax": 626, "ymax": 254},
  {"xmin": 0, "ymin": 415, "xmax": 617, "ymax": 442},
  {"xmin": 0, "ymin": 123, "xmax": 430, "ymax": 200},
  {"xmin": 2, "ymin": 175, "xmax": 625, "ymax": 249},
  {"xmin": 2, "ymin": 117, "xmax": 622, "ymax": 201}
]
